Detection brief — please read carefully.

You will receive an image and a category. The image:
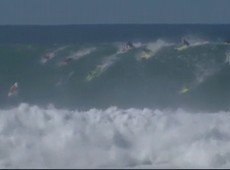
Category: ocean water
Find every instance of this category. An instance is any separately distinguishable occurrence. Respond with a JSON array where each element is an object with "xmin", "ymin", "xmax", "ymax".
[{"xmin": 1, "ymin": 24, "xmax": 230, "ymax": 168}]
